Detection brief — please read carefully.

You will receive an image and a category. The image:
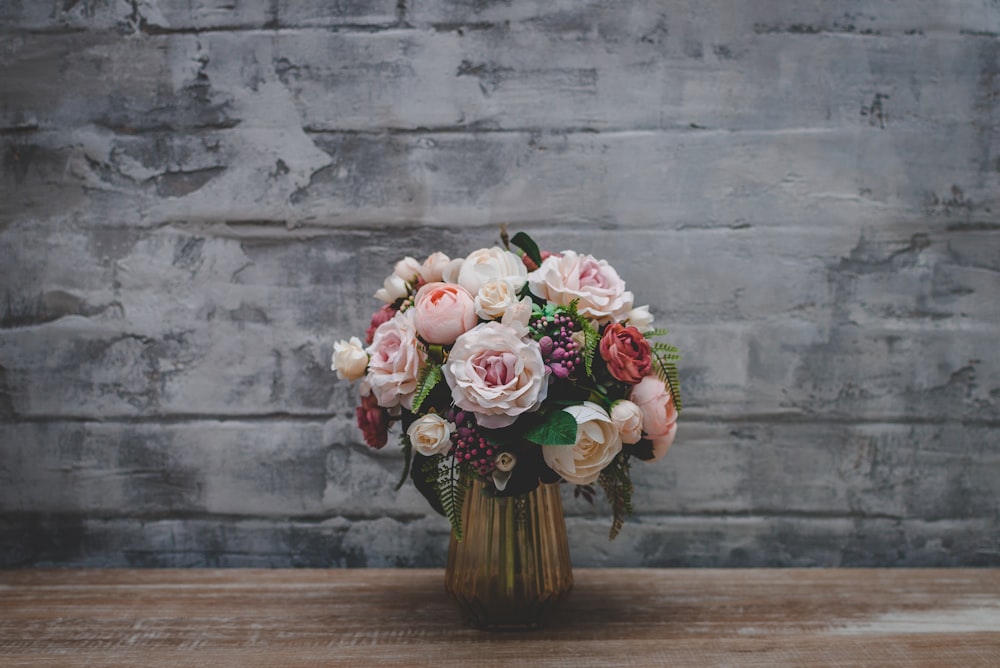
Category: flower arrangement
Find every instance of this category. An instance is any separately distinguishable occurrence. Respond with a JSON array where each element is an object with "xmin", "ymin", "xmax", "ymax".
[{"xmin": 331, "ymin": 231, "xmax": 681, "ymax": 539}]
